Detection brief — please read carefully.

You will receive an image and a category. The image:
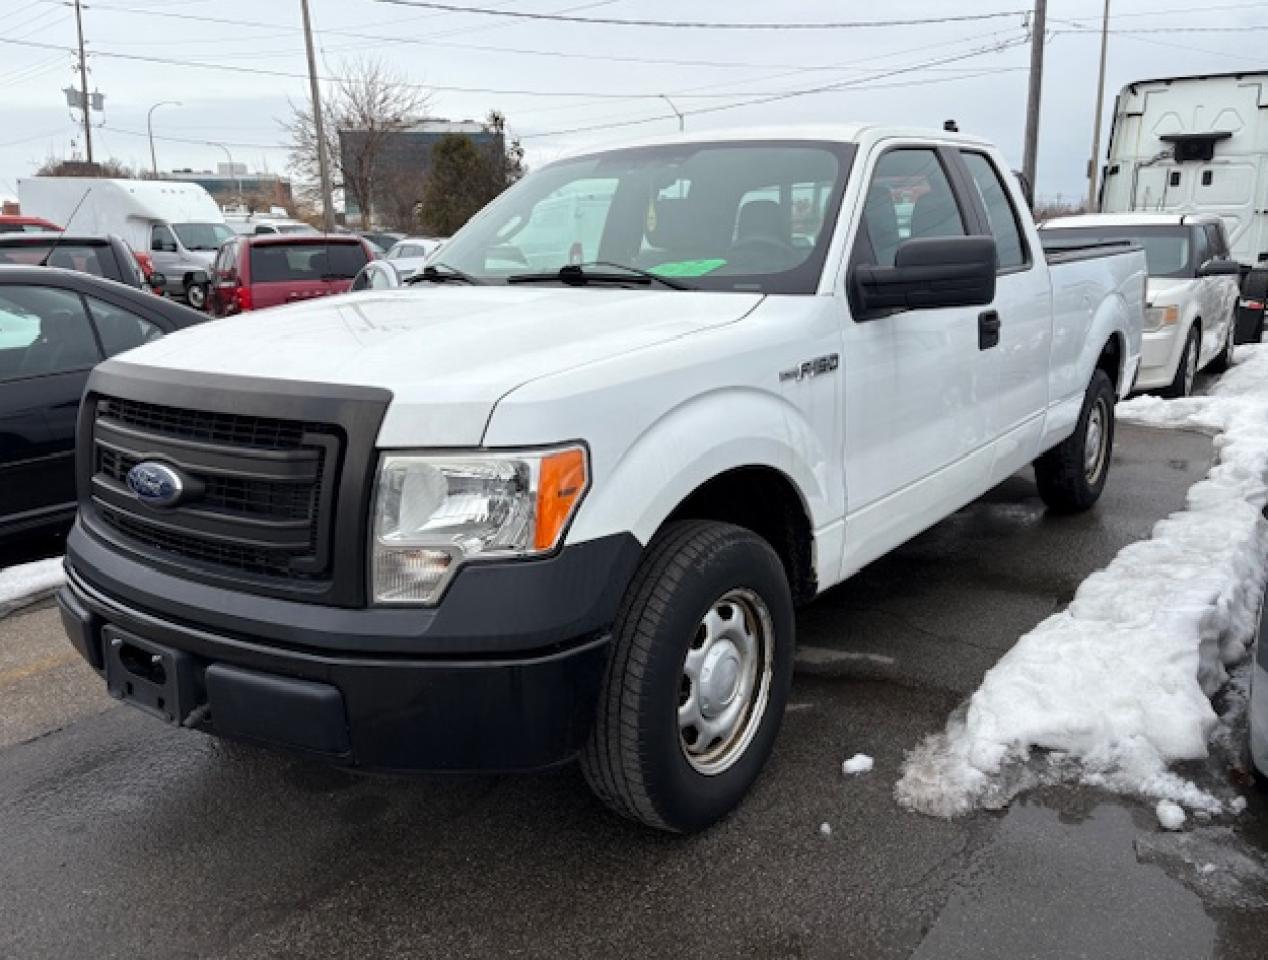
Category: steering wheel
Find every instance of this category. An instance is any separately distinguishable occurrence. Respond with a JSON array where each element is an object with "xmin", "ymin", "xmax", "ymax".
[{"xmin": 728, "ymin": 236, "xmax": 798, "ymax": 270}]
